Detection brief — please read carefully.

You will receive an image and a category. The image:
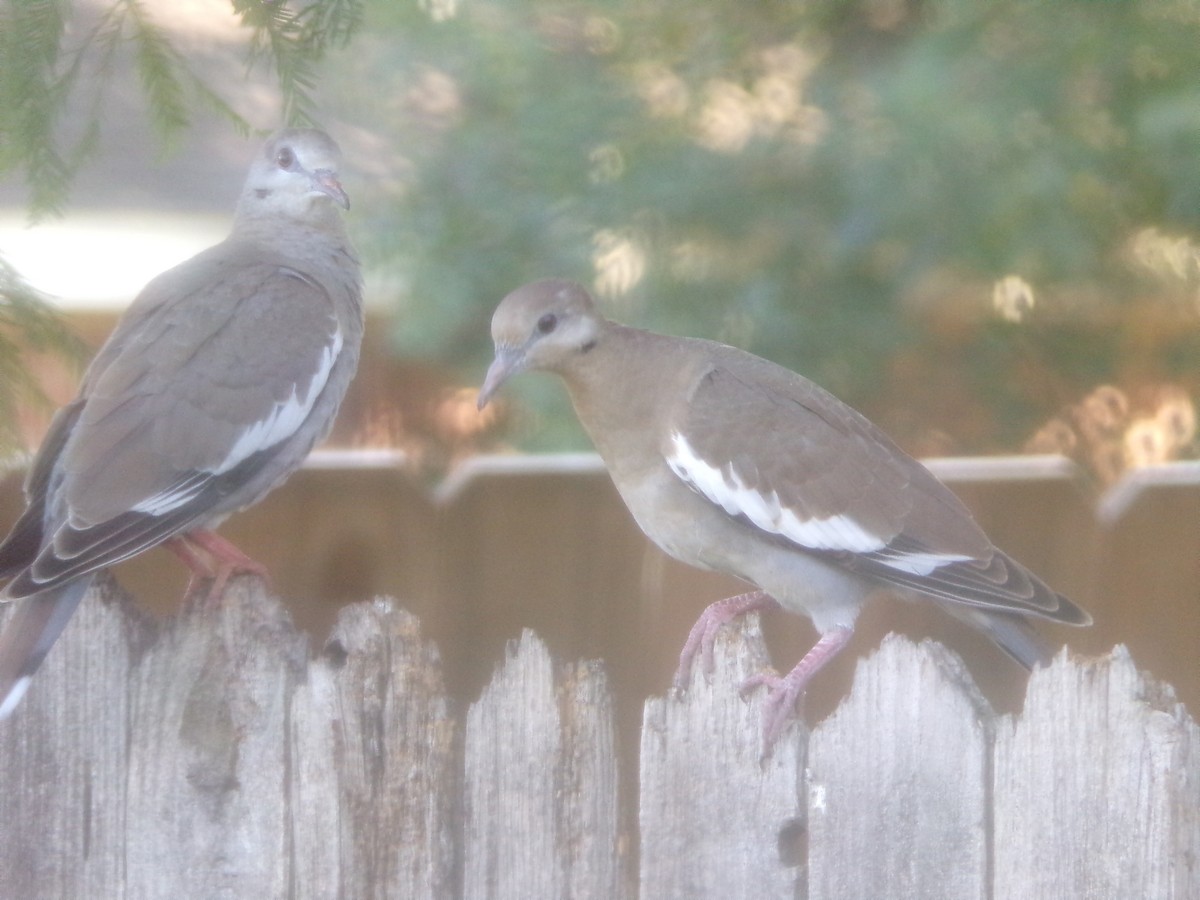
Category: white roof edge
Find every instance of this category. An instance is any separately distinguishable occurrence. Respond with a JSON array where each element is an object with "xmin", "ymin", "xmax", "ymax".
[
  {"xmin": 1098, "ymin": 460, "xmax": 1200, "ymax": 524},
  {"xmin": 434, "ymin": 452, "xmax": 607, "ymax": 504},
  {"xmin": 921, "ymin": 454, "xmax": 1084, "ymax": 483},
  {"xmin": 303, "ymin": 448, "xmax": 409, "ymax": 469}
]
